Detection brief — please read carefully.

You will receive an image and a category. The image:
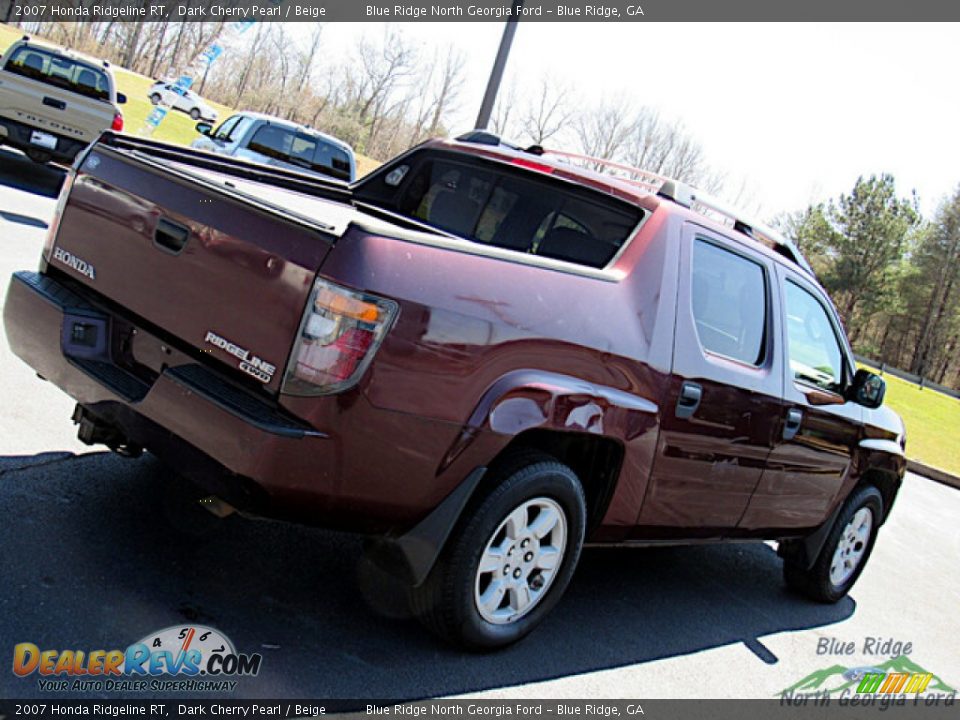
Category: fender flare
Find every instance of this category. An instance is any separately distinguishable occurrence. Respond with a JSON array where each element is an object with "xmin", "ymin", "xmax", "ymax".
[{"xmin": 372, "ymin": 371, "xmax": 660, "ymax": 586}]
